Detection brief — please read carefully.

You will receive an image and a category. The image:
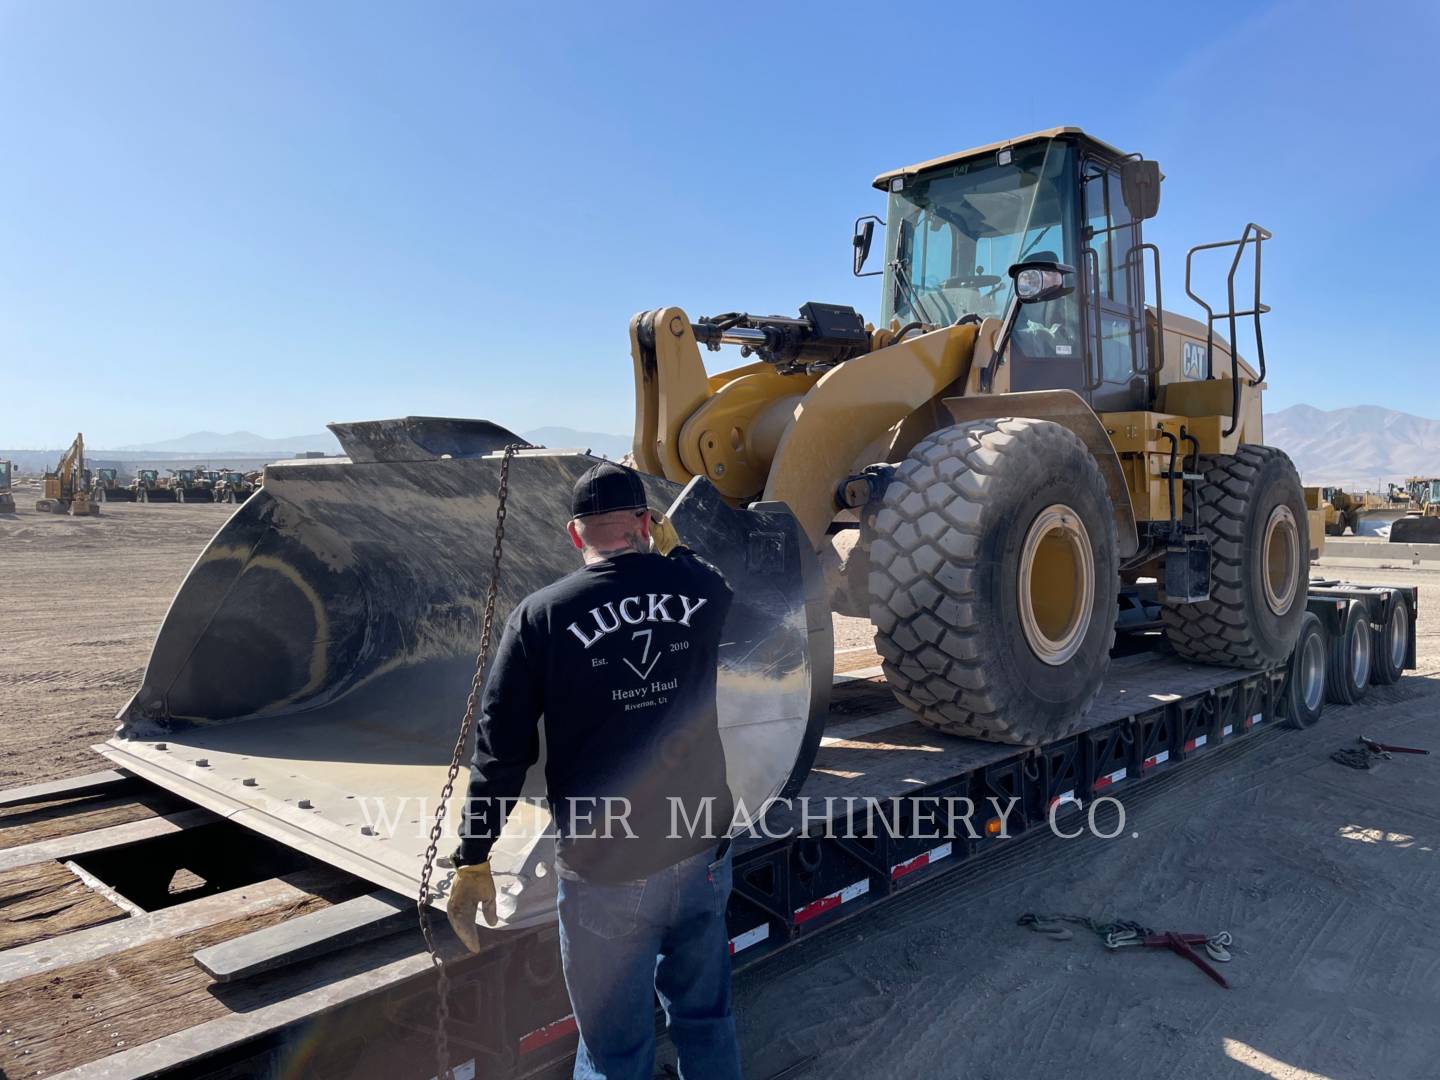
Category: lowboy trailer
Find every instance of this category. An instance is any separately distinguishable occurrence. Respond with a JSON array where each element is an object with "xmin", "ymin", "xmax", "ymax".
[{"xmin": 0, "ymin": 579, "xmax": 1418, "ymax": 1079}]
